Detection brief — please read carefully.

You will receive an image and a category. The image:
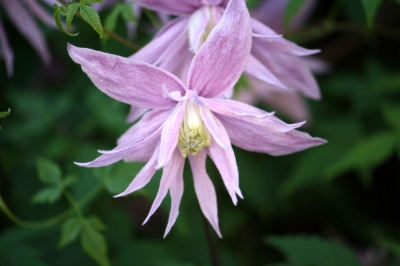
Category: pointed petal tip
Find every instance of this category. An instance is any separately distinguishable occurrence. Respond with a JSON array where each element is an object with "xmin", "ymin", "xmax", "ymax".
[{"xmin": 74, "ymin": 161, "xmax": 89, "ymax": 167}]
